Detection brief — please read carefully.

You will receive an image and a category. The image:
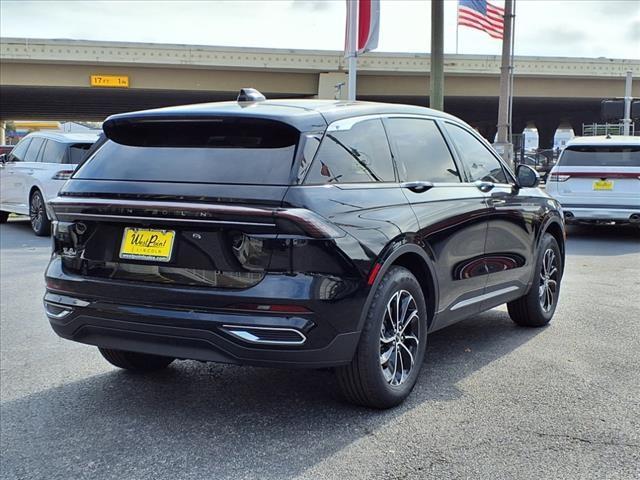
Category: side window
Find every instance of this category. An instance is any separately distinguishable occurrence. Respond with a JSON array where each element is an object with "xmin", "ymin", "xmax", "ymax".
[
  {"xmin": 443, "ymin": 123, "xmax": 508, "ymax": 184},
  {"xmin": 304, "ymin": 118, "xmax": 395, "ymax": 184},
  {"xmin": 385, "ymin": 118, "xmax": 460, "ymax": 182},
  {"xmin": 41, "ymin": 140, "xmax": 67, "ymax": 164},
  {"xmin": 23, "ymin": 137, "xmax": 46, "ymax": 163},
  {"xmin": 295, "ymin": 134, "xmax": 322, "ymax": 183},
  {"xmin": 7, "ymin": 138, "xmax": 32, "ymax": 161}
]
